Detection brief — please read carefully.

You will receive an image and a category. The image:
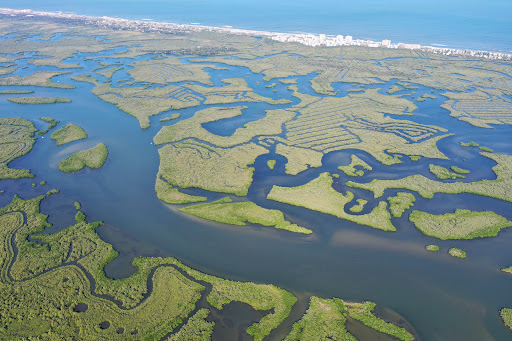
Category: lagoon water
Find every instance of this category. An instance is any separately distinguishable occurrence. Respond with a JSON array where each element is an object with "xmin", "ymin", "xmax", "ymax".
[
  {"xmin": 1, "ymin": 21, "xmax": 512, "ymax": 341},
  {"xmin": 7, "ymin": 0, "xmax": 512, "ymax": 53}
]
